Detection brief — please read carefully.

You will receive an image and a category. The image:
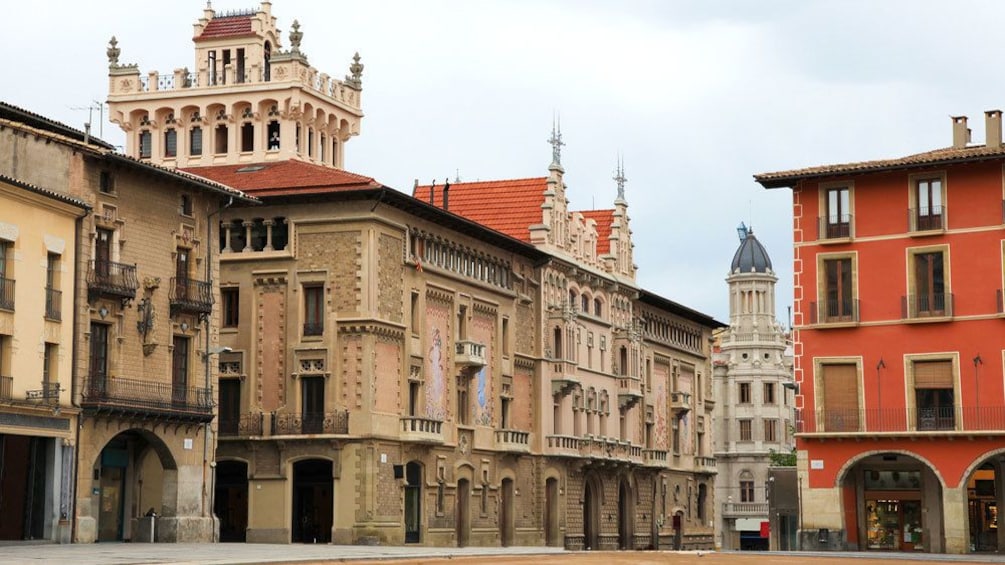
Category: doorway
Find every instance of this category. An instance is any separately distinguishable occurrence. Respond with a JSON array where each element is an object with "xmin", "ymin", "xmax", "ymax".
[
  {"xmin": 291, "ymin": 459, "xmax": 332, "ymax": 543},
  {"xmin": 404, "ymin": 462, "xmax": 421, "ymax": 543},
  {"xmin": 618, "ymin": 478, "xmax": 633, "ymax": 549},
  {"xmin": 545, "ymin": 477, "xmax": 559, "ymax": 546},
  {"xmin": 214, "ymin": 460, "xmax": 248, "ymax": 542},
  {"xmin": 583, "ymin": 478, "xmax": 599, "ymax": 550},
  {"xmin": 456, "ymin": 478, "xmax": 471, "ymax": 547},
  {"xmin": 501, "ymin": 478, "xmax": 514, "ymax": 546}
]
